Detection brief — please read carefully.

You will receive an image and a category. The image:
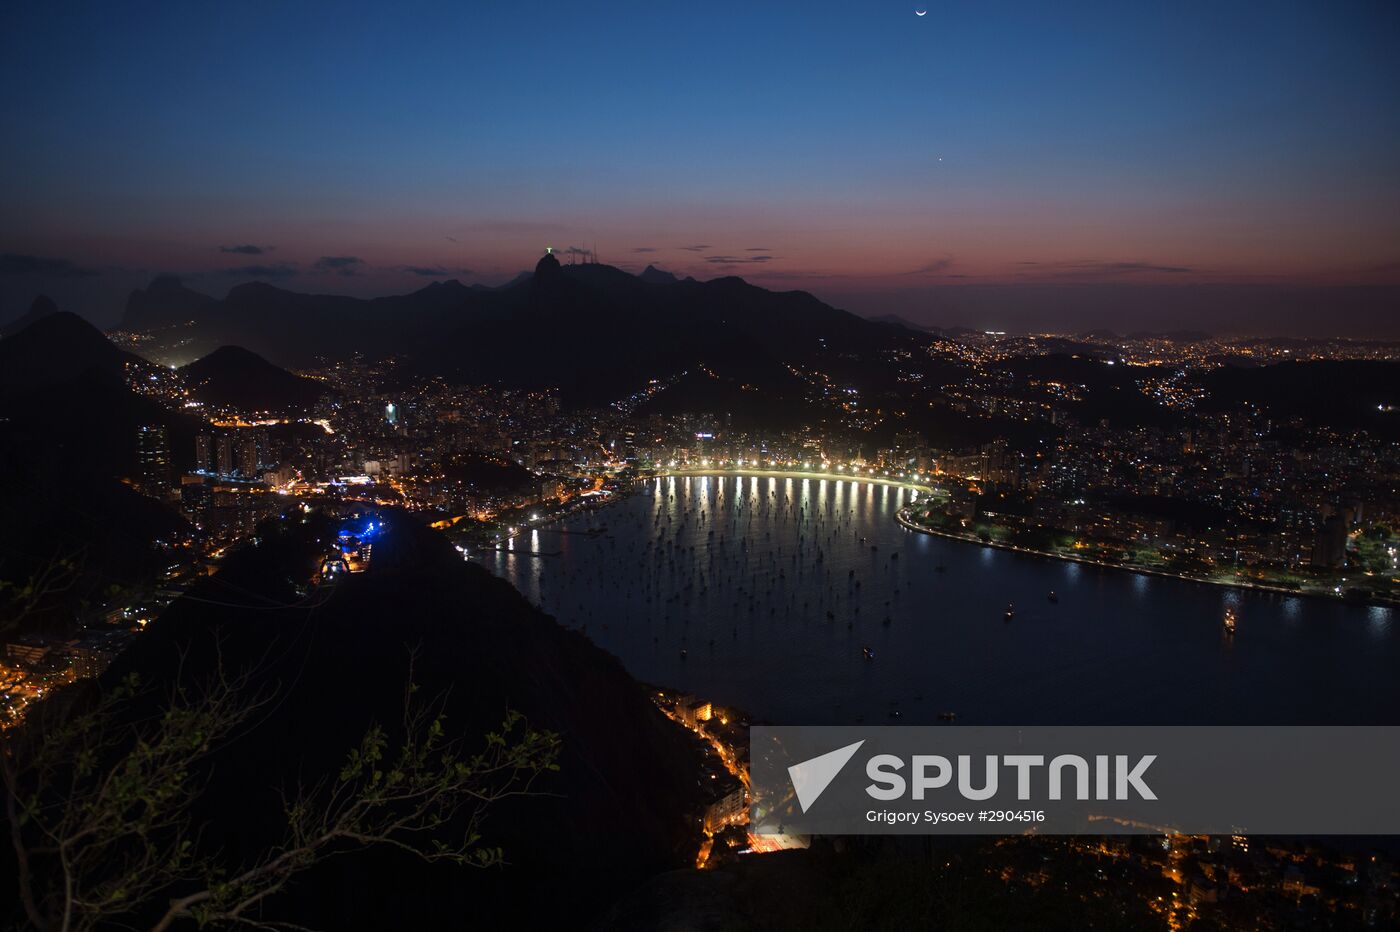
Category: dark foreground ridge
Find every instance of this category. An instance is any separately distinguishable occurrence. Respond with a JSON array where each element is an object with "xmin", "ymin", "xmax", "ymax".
[{"xmin": 24, "ymin": 511, "xmax": 705, "ymax": 928}]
